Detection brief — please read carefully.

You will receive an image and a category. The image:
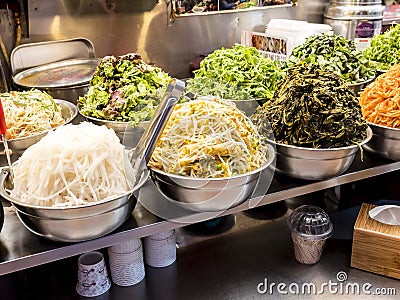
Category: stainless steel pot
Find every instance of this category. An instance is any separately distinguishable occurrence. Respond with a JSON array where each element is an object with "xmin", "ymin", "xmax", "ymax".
[
  {"xmin": 324, "ymin": 0, "xmax": 384, "ymax": 40},
  {"xmin": 12, "ymin": 58, "xmax": 100, "ymax": 104}
]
